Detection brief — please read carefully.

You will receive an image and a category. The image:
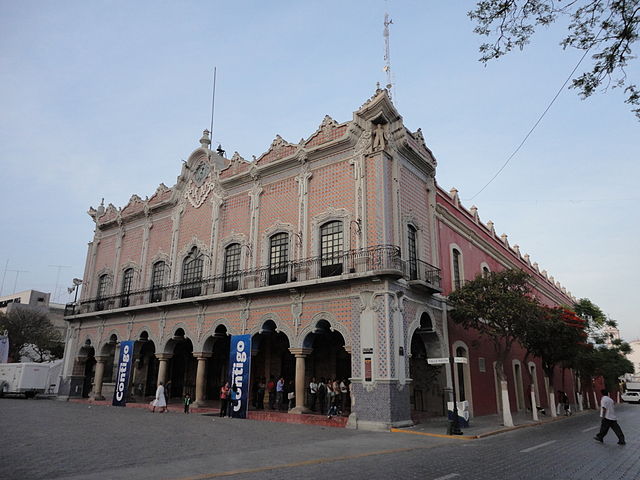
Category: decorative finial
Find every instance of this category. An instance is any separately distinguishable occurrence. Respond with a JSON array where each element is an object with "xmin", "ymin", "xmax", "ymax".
[
  {"xmin": 200, "ymin": 129, "xmax": 211, "ymax": 149},
  {"xmin": 97, "ymin": 198, "xmax": 105, "ymax": 216}
]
